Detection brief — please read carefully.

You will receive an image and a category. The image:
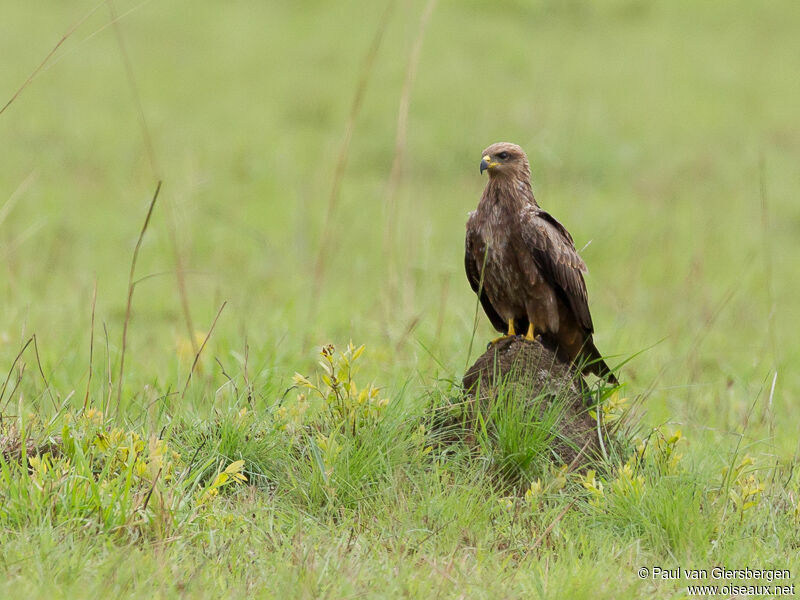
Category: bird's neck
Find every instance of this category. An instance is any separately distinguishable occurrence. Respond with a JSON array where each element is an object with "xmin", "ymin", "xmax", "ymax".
[{"xmin": 482, "ymin": 176, "xmax": 538, "ymax": 211}]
